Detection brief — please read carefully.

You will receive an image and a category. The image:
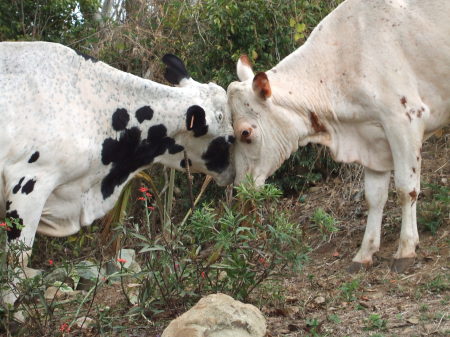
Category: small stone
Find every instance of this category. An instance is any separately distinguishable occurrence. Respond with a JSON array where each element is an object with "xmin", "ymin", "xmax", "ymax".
[
  {"xmin": 44, "ymin": 286, "xmax": 63, "ymax": 300},
  {"xmin": 74, "ymin": 317, "xmax": 95, "ymax": 329},
  {"xmin": 358, "ymin": 301, "xmax": 370, "ymax": 308},
  {"xmin": 407, "ymin": 317, "xmax": 419, "ymax": 325},
  {"xmin": 314, "ymin": 296, "xmax": 326, "ymax": 304},
  {"xmin": 44, "ymin": 268, "xmax": 69, "ymax": 284}
]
